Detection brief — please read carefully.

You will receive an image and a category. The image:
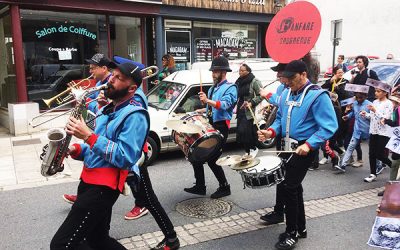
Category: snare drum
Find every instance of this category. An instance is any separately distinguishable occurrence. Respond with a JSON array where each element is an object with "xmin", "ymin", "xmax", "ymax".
[
  {"xmin": 172, "ymin": 113, "xmax": 223, "ymax": 163},
  {"xmin": 240, "ymin": 155, "xmax": 284, "ymax": 188}
]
